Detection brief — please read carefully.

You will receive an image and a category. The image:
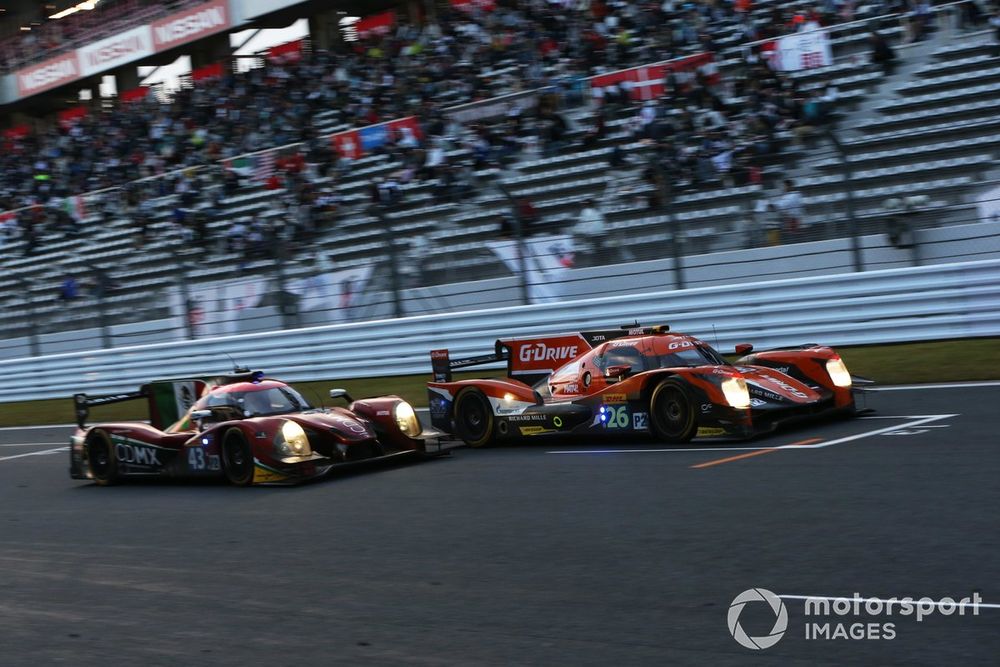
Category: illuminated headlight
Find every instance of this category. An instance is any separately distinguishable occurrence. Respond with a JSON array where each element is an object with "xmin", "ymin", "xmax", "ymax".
[
  {"xmin": 826, "ymin": 358, "xmax": 852, "ymax": 388},
  {"xmin": 394, "ymin": 401, "xmax": 421, "ymax": 438},
  {"xmin": 721, "ymin": 377, "xmax": 751, "ymax": 409},
  {"xmin": 275, "ymin": 420, "xmax": 312, "ymax": 457}
]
